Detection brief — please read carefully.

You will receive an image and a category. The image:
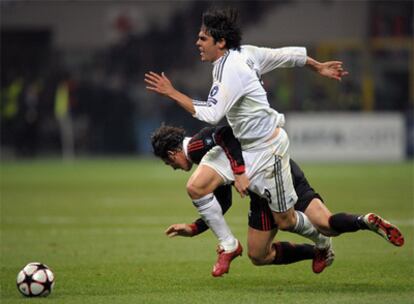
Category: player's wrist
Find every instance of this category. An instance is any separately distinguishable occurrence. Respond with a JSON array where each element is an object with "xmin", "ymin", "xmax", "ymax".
[
  {"xmin": 306, "ymin": 57, "xmax": 322, "ymax": 73},
  {"xmin": 233, "ymin": 165, "xmax": 245, "ymax": 175},
  {"xmin": 189, "ymin": 223, "xmax": 199, "ymax": 236}
]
